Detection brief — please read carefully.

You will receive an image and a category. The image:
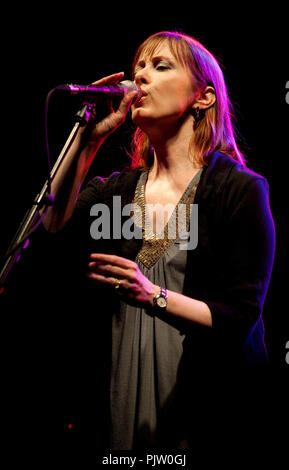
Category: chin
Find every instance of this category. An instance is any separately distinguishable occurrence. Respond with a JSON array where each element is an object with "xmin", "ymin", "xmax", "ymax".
[{"xmin": 132, "ymin": 108, "xmax": 155, "ymax": 127}]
